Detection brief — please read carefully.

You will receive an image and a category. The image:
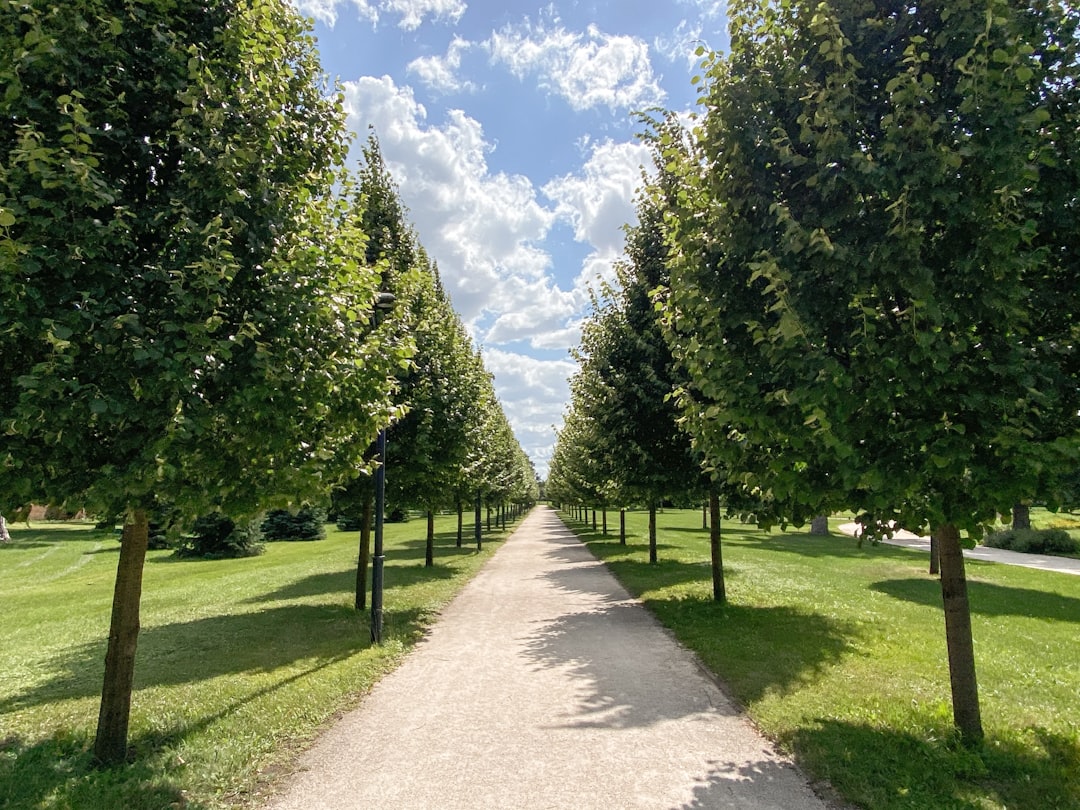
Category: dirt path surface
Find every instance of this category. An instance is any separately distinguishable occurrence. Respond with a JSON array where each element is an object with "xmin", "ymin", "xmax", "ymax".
[{"xmin": 262, "ymin": 505, "xmax": 830, "ymax": 809}]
